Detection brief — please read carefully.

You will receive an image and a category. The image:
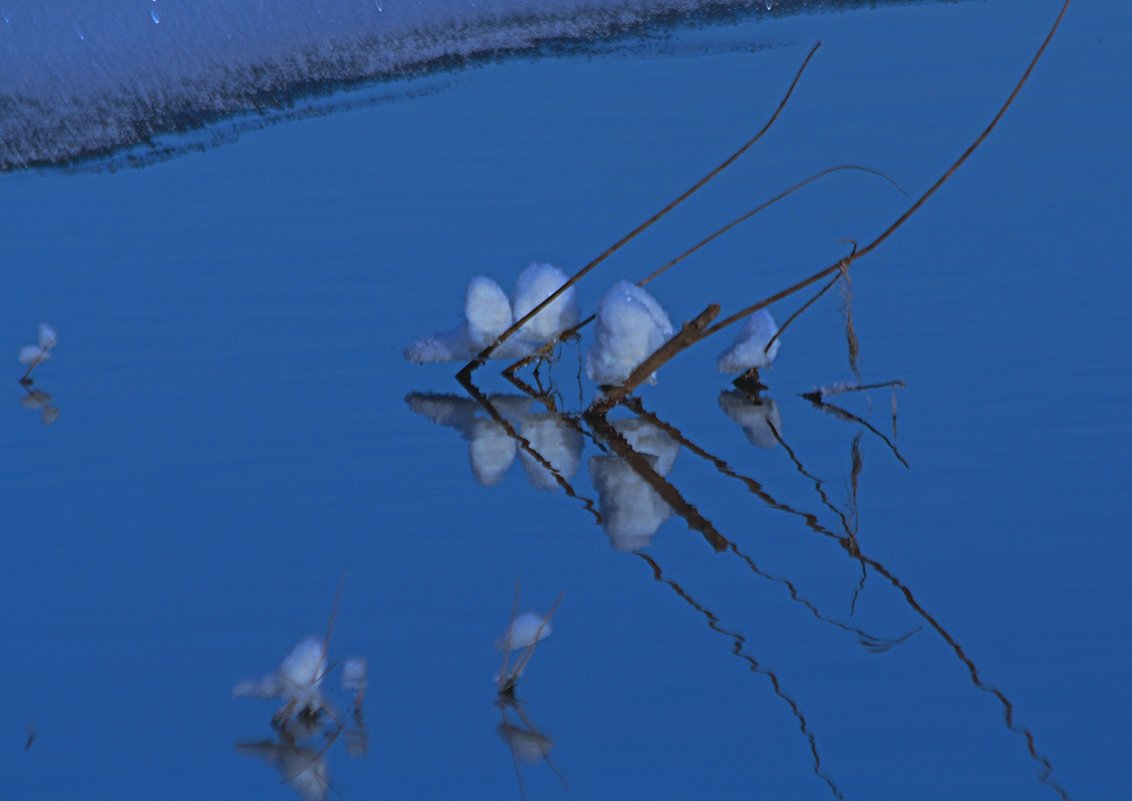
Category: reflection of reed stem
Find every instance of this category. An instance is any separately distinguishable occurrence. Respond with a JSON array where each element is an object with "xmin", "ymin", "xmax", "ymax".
[
  {"xmin": 802, "ymin": 396, "xmax": 909, "ymax": 469},
  {"xmin": 458, "ymin": 375, "xmax": 603, "ymax": 524},
  {"xmin": 626, "ymin": 398, "xmax": 913, "ymax": 650},
  {"xmin": 585, "ymin": 412, "xmax": 727, "ymax": 552},
  {"xmin": 771, "ymin": 420, "xmax": 1074, "ymax": 801},
  {"xmin": 636, "ymin": 552, "xmax": 845, "ymax": 801}
]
